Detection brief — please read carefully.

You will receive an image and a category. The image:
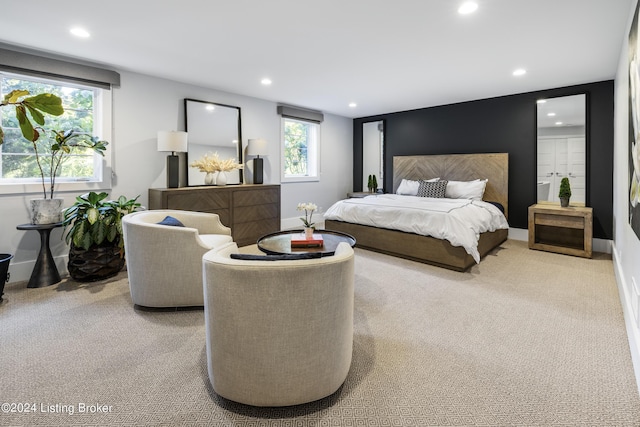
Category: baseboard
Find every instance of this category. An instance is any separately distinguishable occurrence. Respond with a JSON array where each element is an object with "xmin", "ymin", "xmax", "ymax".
[
  {"xmin": 611, "ymin": 242, "xmax": 640, "ymax": 395},
  {"xmin": 6, "ymin": 256, "xmax": 68, "ymax": 284}
]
